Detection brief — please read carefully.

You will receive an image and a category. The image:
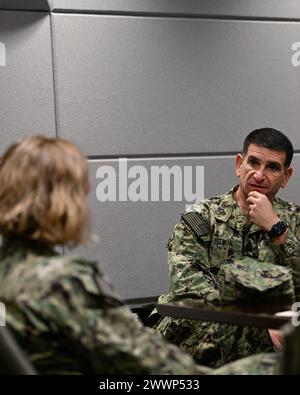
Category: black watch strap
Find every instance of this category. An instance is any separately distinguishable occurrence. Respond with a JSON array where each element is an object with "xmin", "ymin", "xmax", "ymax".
[{"xmin": 267, "ymin": 221, "xmax": 287, "ymax": 239}]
